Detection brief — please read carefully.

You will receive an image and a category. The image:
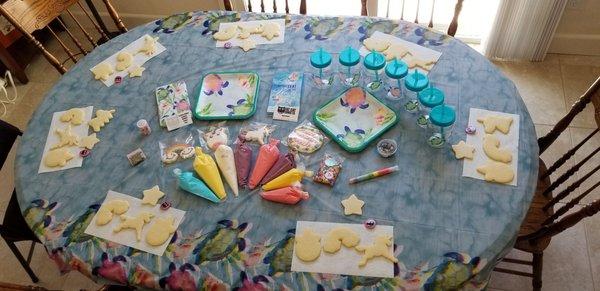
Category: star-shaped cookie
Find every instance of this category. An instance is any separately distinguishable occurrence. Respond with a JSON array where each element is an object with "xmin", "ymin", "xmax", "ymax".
[
  {"xmin": 129, "ymin": 66, "xmax": 145, "ymax": 77},
  {"xmin": 261, "ymin": 22, "xmax": 280, "ymax": 40},
  {"xmin": 341, "ymin": 194, "xmax": 365, "ymax": 216},
  {"xmin": 142, "ymin": 185, "xmax": 165, "ymax": 206},
  {"xmin": 80, "ymin": 133, "xmax": 100, "ymax": 150},
  {"xmin": 451, "ymin": 140, "xmax": 475, "ymax": 160},
  {"xmin": 240, "ymin": 39, "xmax": 256, "ymax": 52}
]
